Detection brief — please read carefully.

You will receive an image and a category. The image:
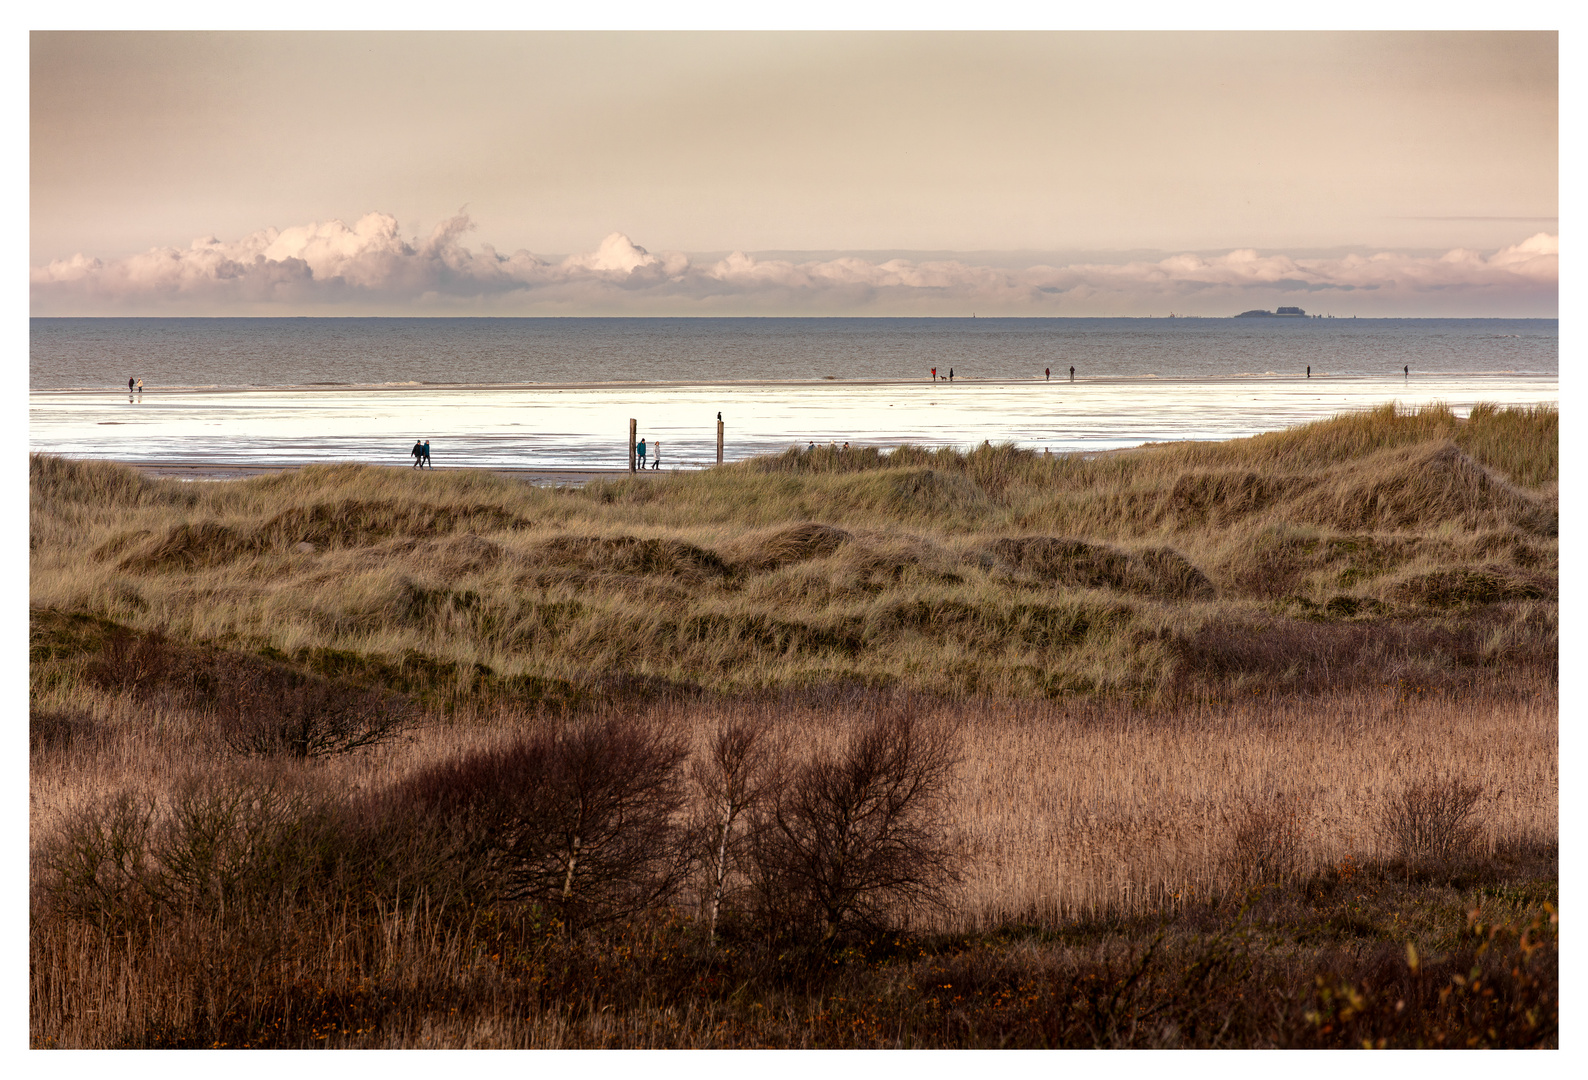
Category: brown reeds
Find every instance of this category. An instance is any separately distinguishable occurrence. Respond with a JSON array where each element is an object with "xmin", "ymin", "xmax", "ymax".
[{"xmin": 30, "ymin": 684, "xmax": 1556, "ymax": 1047}]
